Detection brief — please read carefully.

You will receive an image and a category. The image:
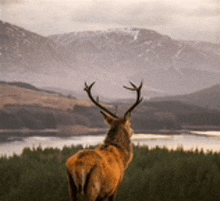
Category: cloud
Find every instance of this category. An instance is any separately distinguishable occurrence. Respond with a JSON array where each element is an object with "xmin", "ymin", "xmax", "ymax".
[
  {"xmin": 0, "ymin": 0, "xmax": 24, "ymax": 5},
  {"xmin": 70, "ymin": 1, "xmax": 176, "ymax": 29},
  {"xmin": 208, "ymin": 0, "xmax": 220, "ymax": 4},
  {"xmin": 0, "ymin": 0, "xmax": 218, "ymax": 42},
  {"xmin": 188, "ymin": 4, "xmax": 219, "ymax": 17}
]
